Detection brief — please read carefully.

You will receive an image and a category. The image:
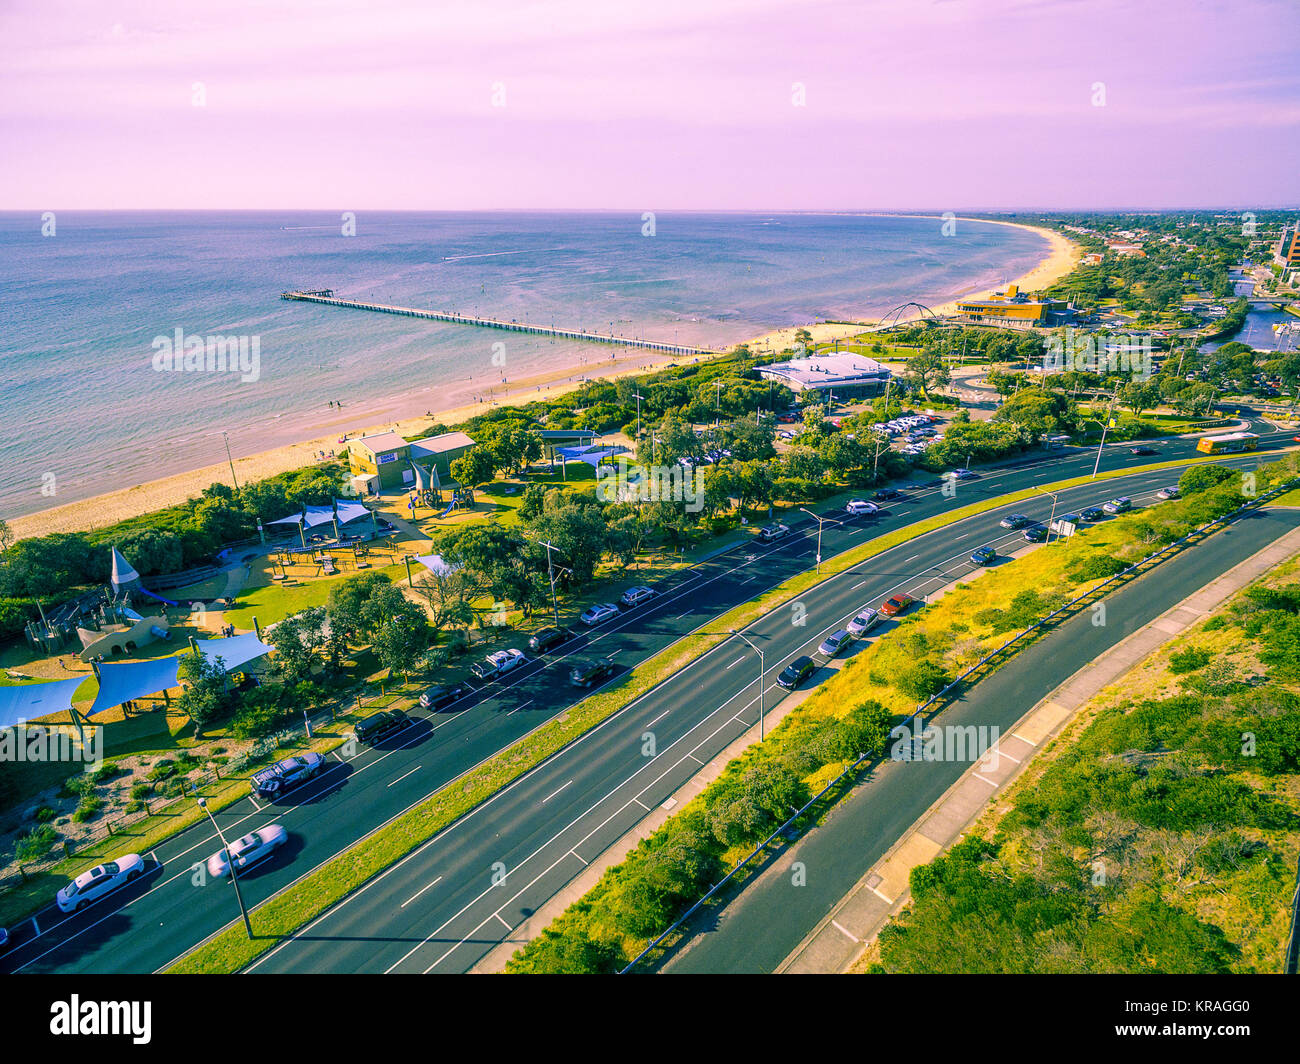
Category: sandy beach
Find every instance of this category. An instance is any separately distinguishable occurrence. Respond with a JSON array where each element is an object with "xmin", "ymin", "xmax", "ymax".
[{"xmin": 9, "ymin": 219, "xmax": 1078, "ymax": 541}]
